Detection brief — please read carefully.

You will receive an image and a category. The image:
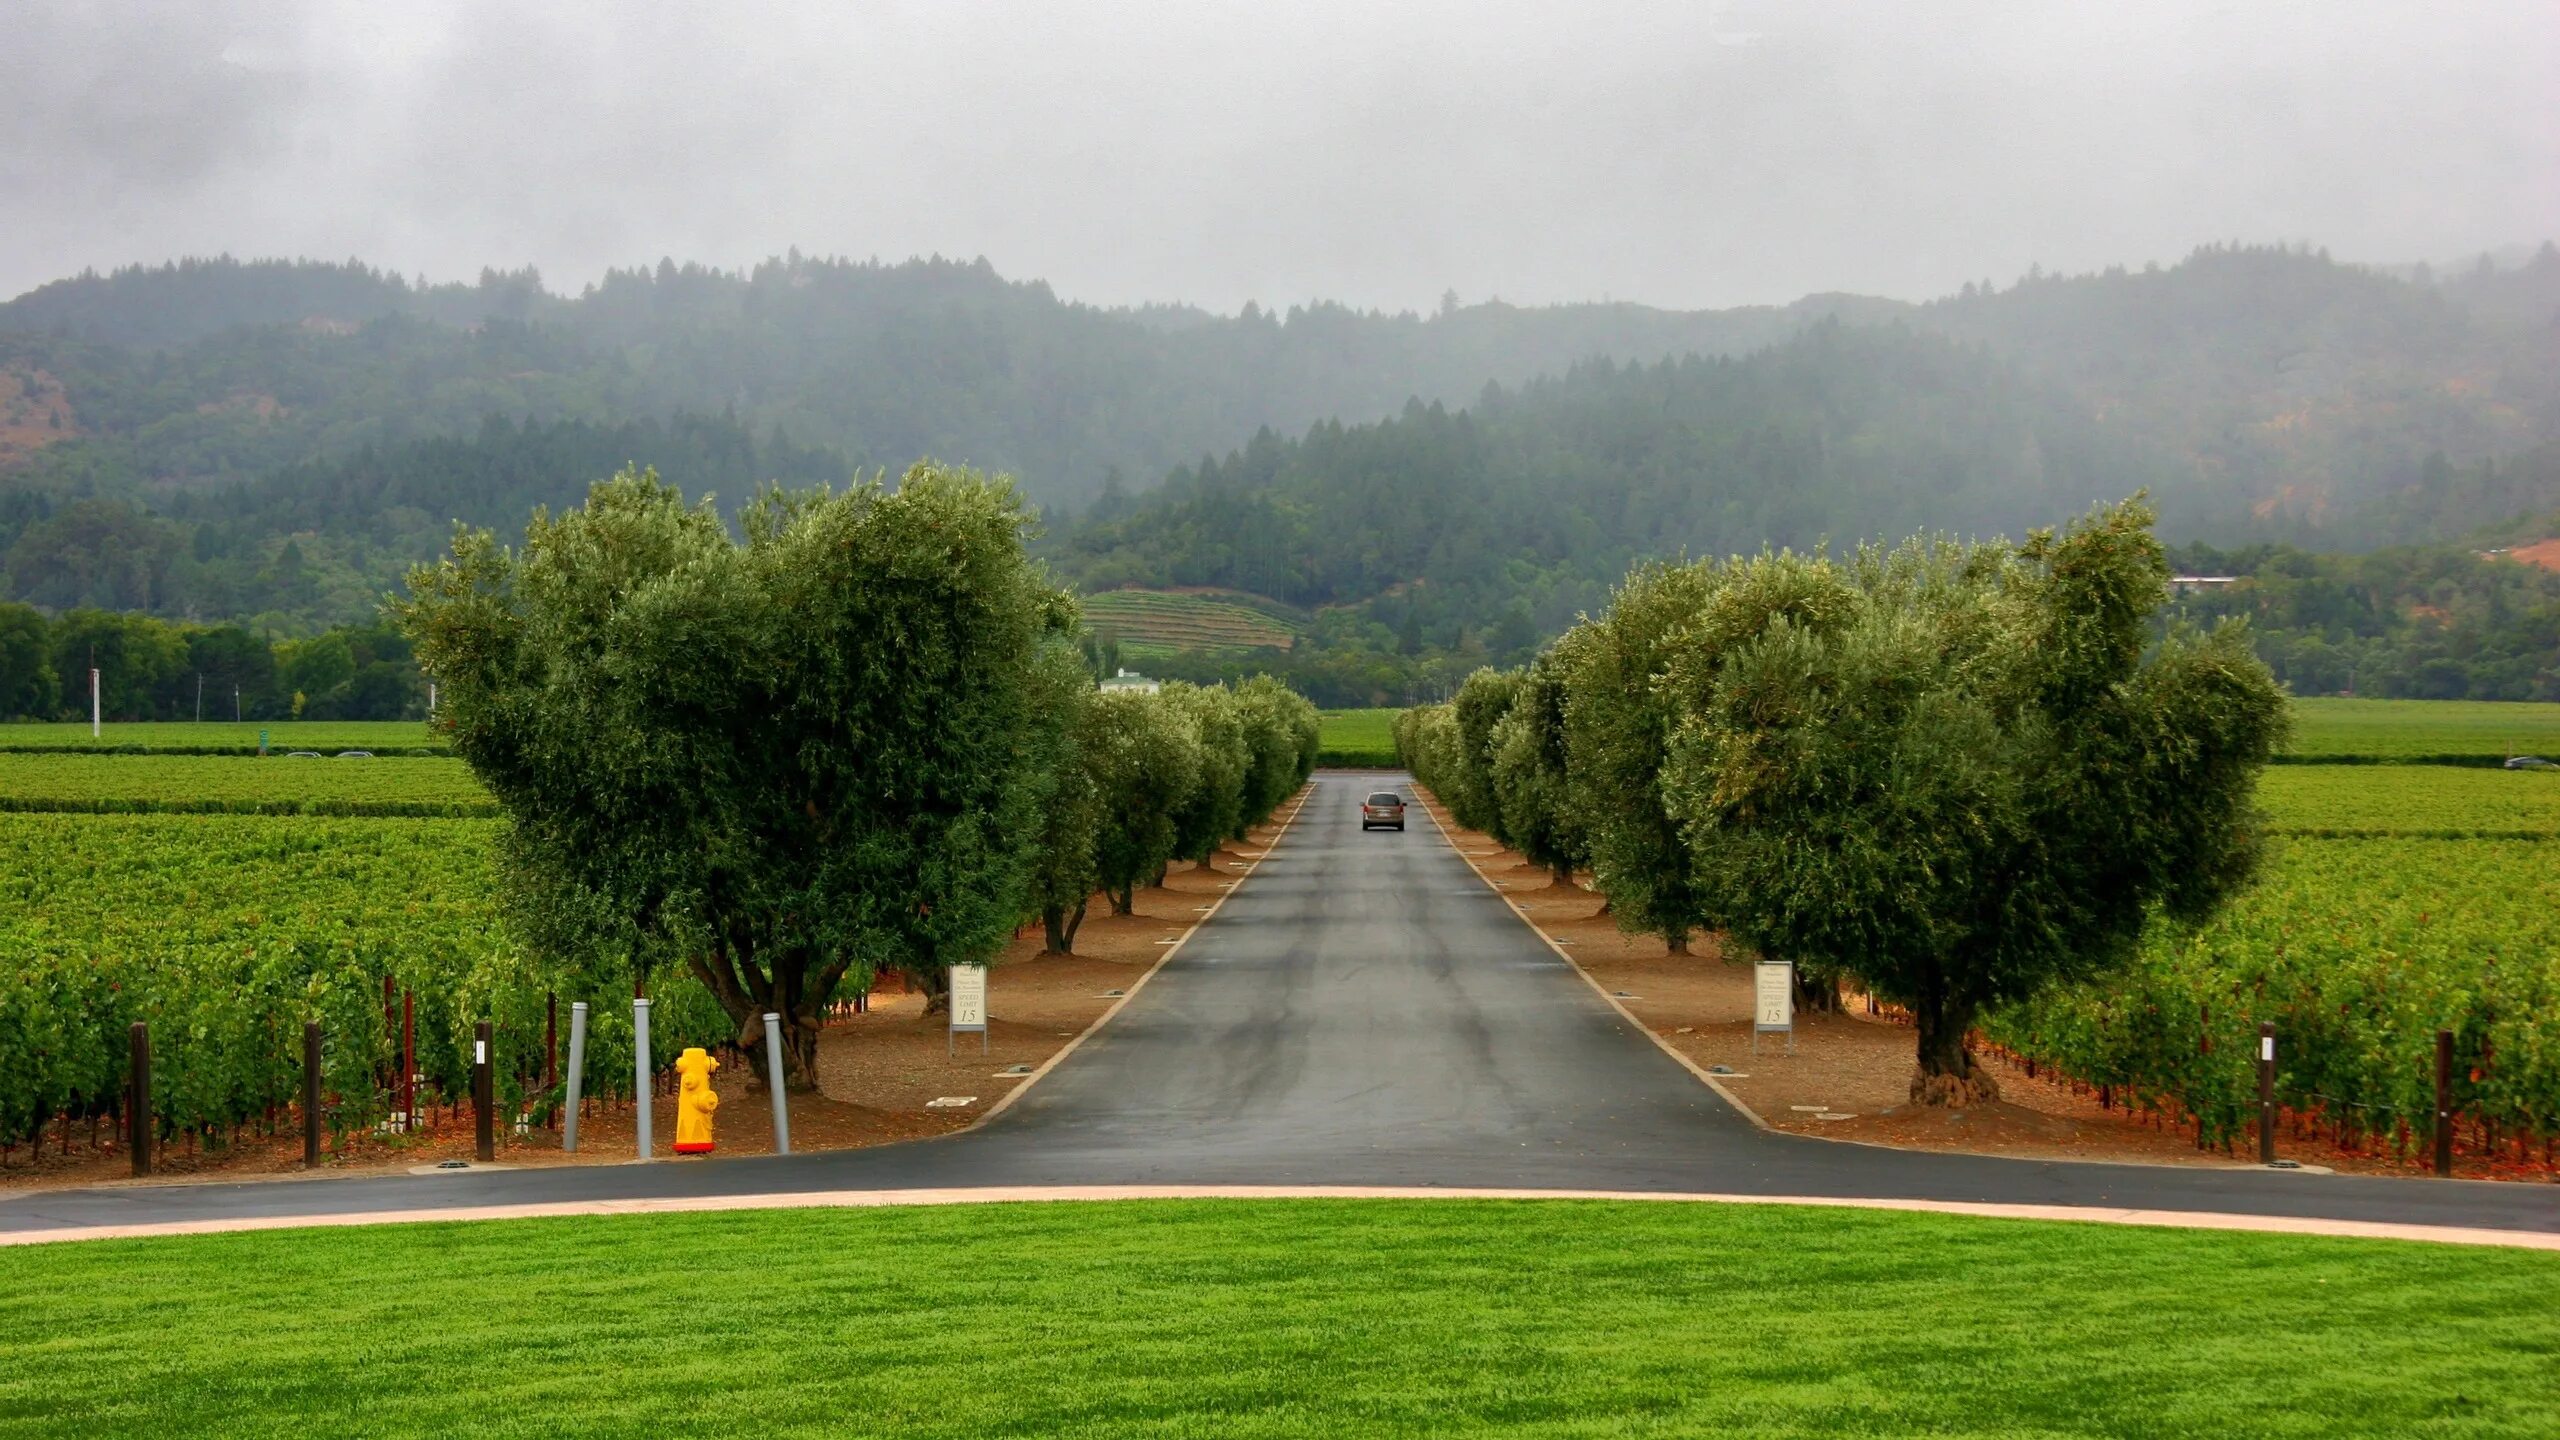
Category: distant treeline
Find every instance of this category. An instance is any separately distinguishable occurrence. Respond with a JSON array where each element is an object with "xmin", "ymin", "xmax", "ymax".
[
  {"xmin": 2165, "ymin": 536, "xmax": 2560, "ymax": 702},
  {"xmin": 0, "ymin": 605, "xmax": 420, "ymax": 722}
]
